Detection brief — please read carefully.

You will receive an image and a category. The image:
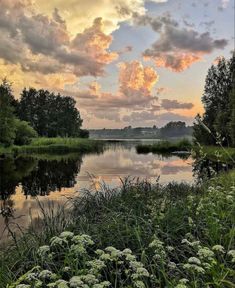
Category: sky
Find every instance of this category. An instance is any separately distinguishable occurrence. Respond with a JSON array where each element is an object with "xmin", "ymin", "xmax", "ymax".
[{"xmin": 0, "ymin": 0, "xmax": 234, "ymax": 128}]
